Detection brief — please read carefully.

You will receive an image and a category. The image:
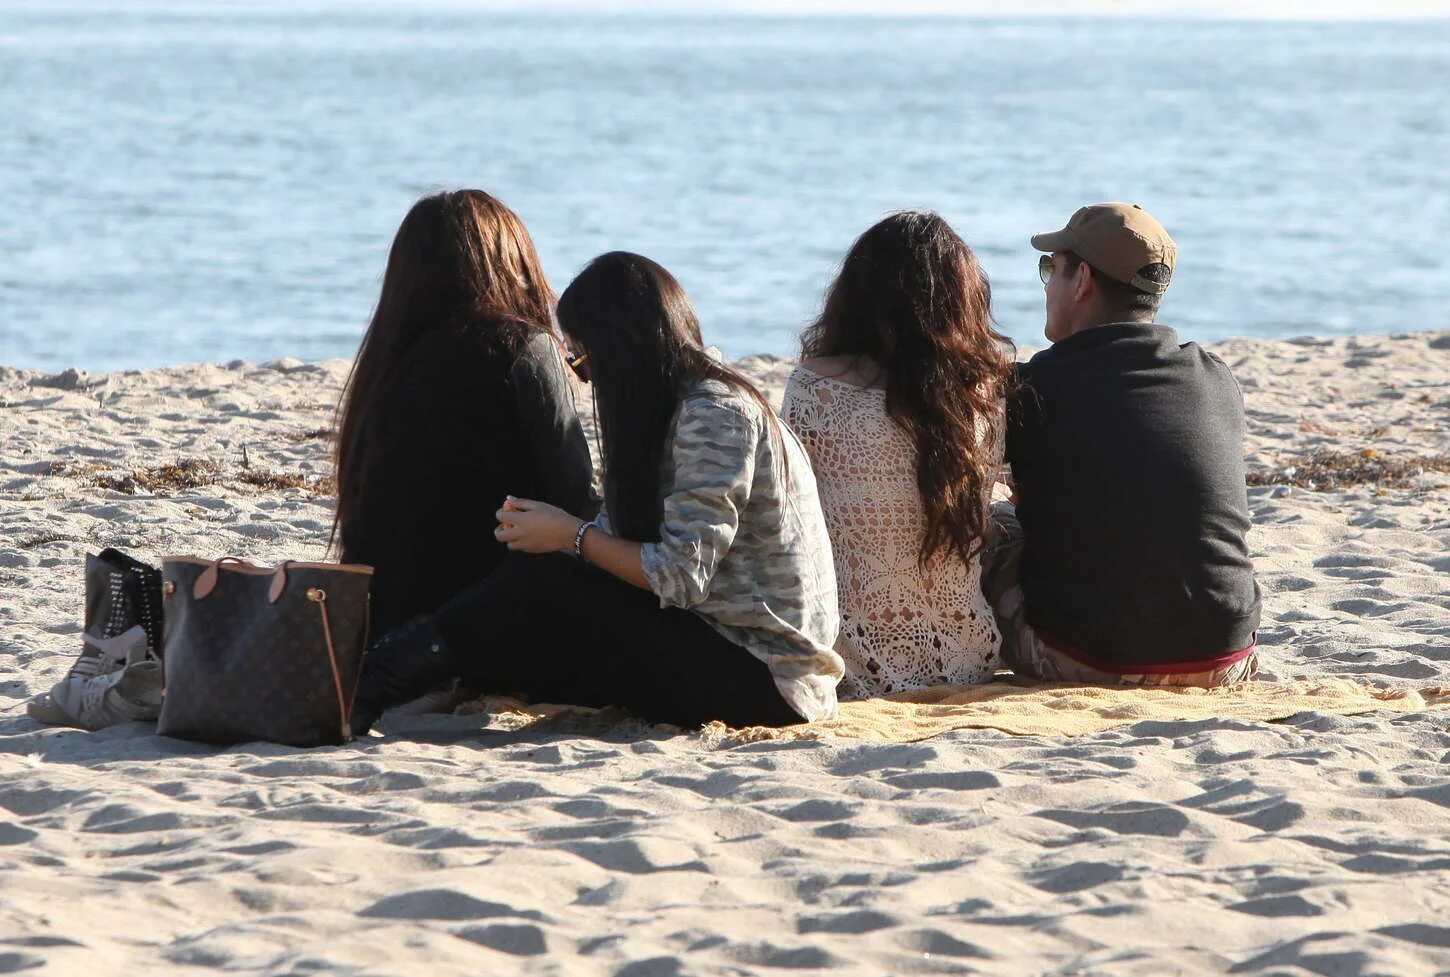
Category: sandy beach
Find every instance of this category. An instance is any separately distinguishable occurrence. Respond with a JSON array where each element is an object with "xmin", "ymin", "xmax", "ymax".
[{"xmin": 2, "ymin": 330, "xmax": 1447, "ymax": 975}]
